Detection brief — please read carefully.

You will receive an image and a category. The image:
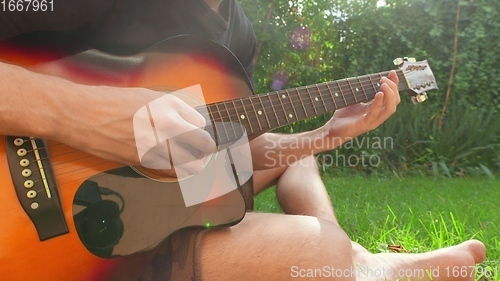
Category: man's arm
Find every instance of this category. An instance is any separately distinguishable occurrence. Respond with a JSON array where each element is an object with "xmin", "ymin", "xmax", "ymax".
[{"xmin": 0, "ymin": 62, "xmax": 215, "ymax": 171}]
